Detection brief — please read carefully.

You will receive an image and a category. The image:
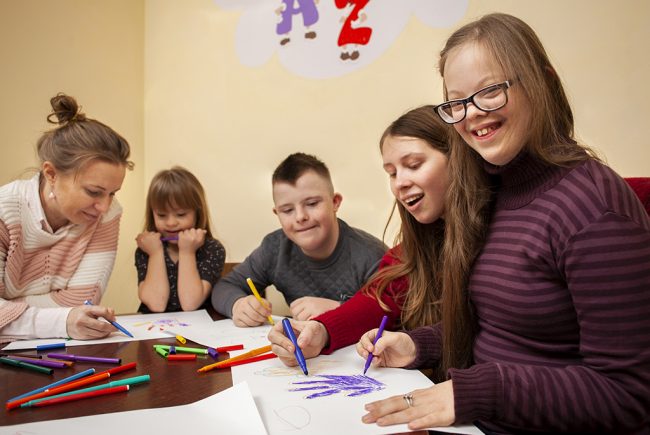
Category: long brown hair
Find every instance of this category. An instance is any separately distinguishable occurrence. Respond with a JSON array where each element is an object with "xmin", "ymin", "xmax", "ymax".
[
  {"xmin": 144, "ymin": 166, "xmax": 214, "ymax": 238},
  {"xmin": 361, "ymin": 106, "xmax": 450, "ymax": 333},
  {"xmin": 438, "ymin": 13, "xmax": 599, "ymax": 373}
]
